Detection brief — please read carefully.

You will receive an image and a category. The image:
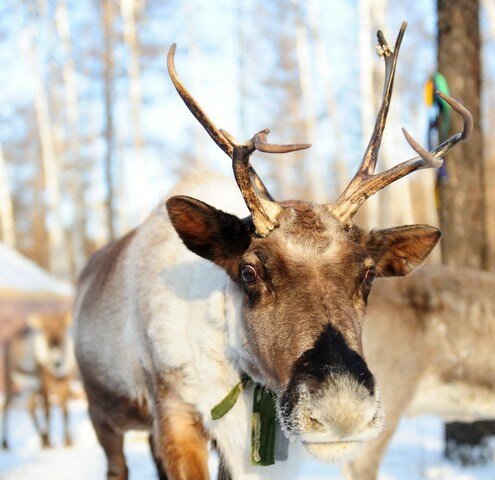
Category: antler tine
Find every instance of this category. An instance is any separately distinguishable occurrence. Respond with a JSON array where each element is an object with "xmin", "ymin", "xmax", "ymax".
[
  {"xmin": 359, "ymin": 22, "xmax": 407, "ymax": 176},
  {"xmin": 219, "ymin": 127, "xmax": 310, "ymax": 235},
  {"xmin": 433, "ymin": 91, "xmax": 473, "ymax": 152},
  {"xmin": 402, "ymin": 128, "xmax": 443, "ymax": 168},
  {"xmin": 167, "ymin": 44, "xmax": 311, "ymax": 236},
  {"xmin": 330, "ymin": 92, "xmax": 472, "ymax": 222},
  {"xmin": 253, "ymin": 129, "xmax": 311, "ymax": 154}
]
